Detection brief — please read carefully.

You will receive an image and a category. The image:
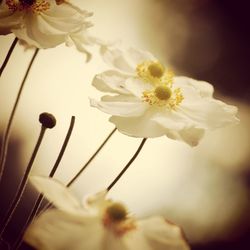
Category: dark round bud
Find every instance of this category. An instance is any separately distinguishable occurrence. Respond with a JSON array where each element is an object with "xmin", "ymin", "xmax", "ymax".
[{"xmin": 39, "ymin": 112, "xmax": 56, "ymax": 129}]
